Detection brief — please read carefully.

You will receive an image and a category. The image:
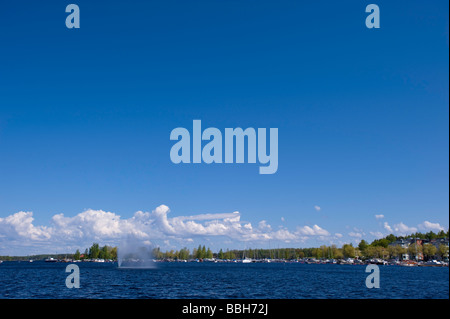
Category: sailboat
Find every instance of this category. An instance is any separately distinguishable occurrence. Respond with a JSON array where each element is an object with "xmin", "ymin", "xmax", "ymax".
[{"xmin": 242, "ymin": 248, "xmax": 253, "ymax": 263}]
